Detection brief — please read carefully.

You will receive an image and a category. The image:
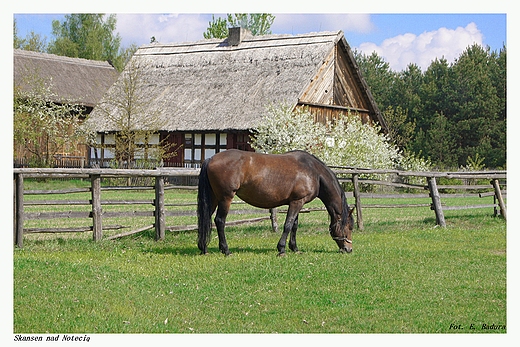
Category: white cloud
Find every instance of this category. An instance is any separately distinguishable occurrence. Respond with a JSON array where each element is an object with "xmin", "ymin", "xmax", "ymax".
[
  {"xmin": 115, "ymin": 14, "xmax": 211, "ymax": 47},
  {"xmin": 271, "ymin": 13, "xmax": 374, "ymax": 35},
  {"xmin": 115, "ymin": 13, "xmax": 376, "ymax": 48},
  {"xmin": 357, "ymin": 22, "xmax": 484, "ymax": 71},
  {"xmin": 158, "ymin": 14, "xmax": 179, "ymax": 23},
  {"xmin": 342, "ymin": 14, "xmax": 374, "ymax": 33}
]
